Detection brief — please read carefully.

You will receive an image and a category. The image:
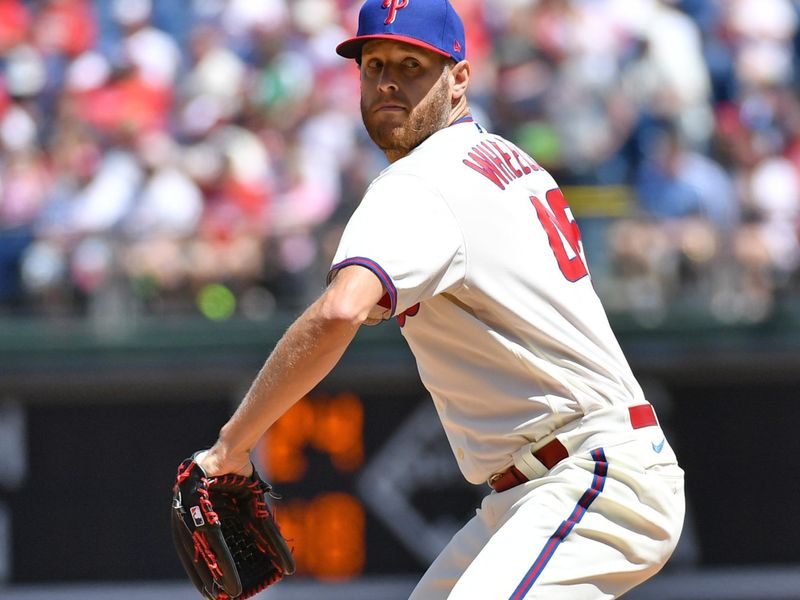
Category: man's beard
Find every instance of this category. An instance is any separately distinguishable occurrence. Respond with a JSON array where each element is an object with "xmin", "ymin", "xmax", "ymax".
[{"xmin": 361, "ymin": 73, "xmax": 451, "ymax": 158}]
